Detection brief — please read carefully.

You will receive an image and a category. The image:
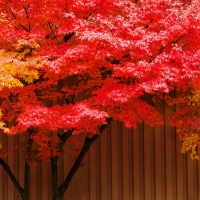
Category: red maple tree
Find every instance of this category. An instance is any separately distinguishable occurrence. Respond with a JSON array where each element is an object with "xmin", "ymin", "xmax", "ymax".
[{"xmin": 0, "ymin": 0, "xmax": 200, "ymax": 199}]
